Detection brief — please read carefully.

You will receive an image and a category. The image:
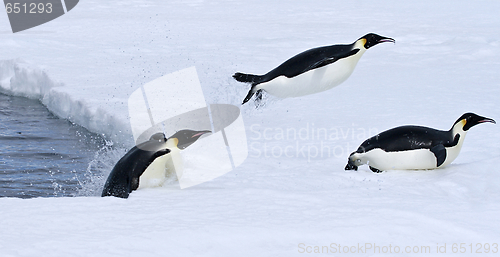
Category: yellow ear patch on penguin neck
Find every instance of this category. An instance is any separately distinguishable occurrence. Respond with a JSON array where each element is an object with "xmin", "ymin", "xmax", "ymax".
[
  {"xmin": 355, "ymin": 38, "xmax": 367, "ymax": 49},
  {"xmin": 166, "ymin": 137, "xmax": 179, "ymax": 148}
]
